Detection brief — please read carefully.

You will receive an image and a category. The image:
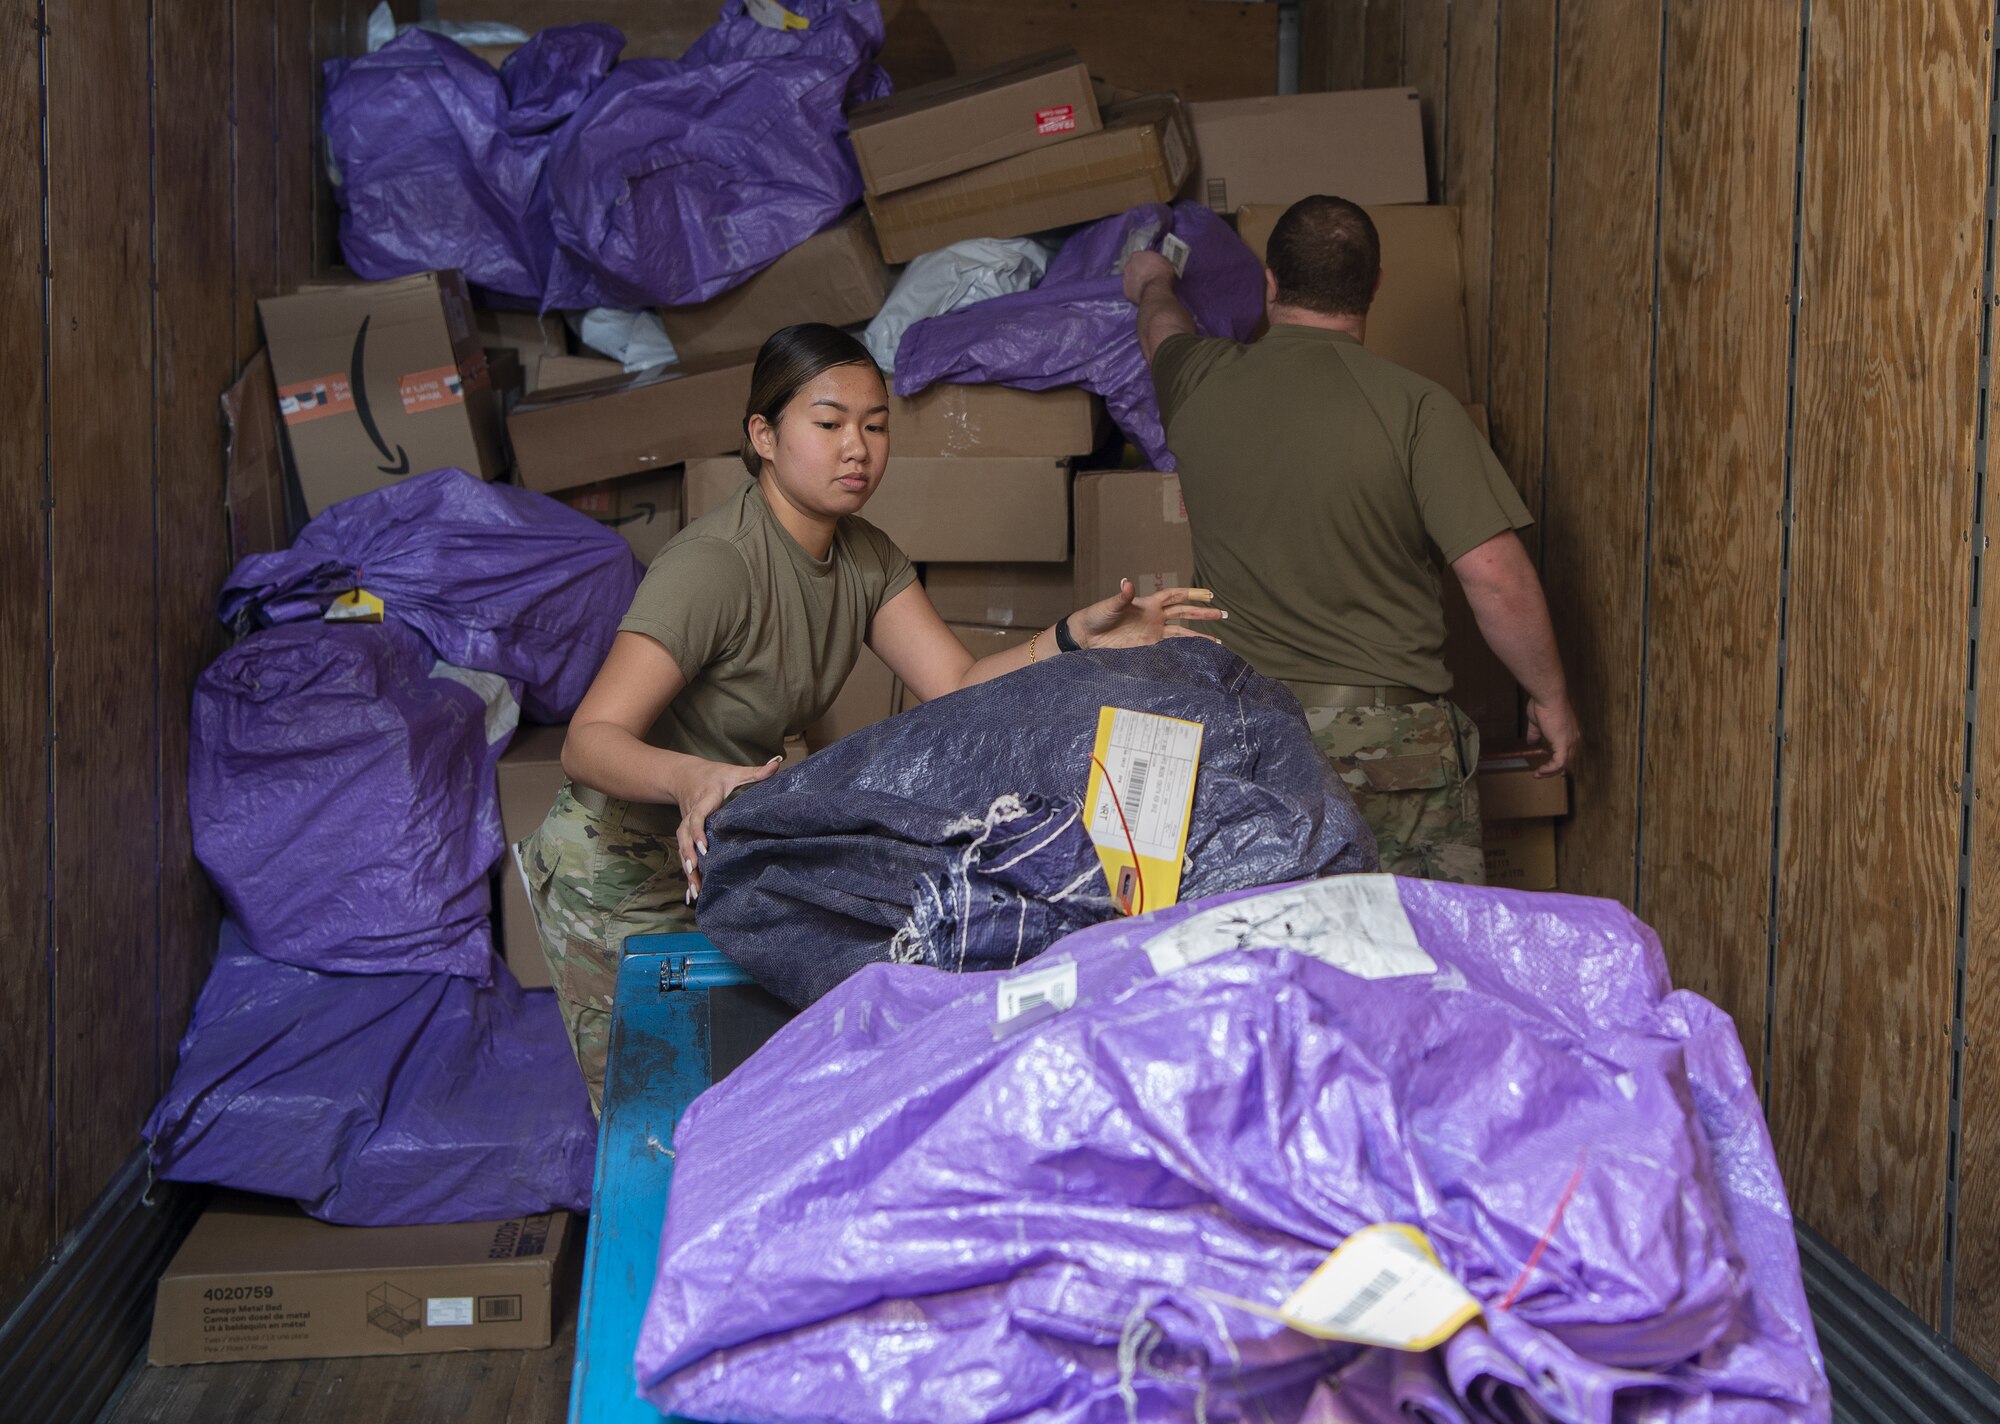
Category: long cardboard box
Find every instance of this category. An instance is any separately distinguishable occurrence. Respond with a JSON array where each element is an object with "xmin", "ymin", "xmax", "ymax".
[
  {"xmin": 533, "ymin": 352, "xmax": 625, "ymax": 395},
  {"xmin": 1476, "ymin": 759, "xmax": 1571, "ymax": 821},
  {"xmin": 496, "ymin": 724, "xmax": 569, "ymax": 992},
  {"xmin": 659, "ymin": 211, "xmax": 893, "ymax": 362},
  {"xmin": 848, "ymin": 49, "xmax": 1101, "ymax": 196},
  {"xmin": 558, "ymin": 468, "xmax": 684, "ymax": 564},
  {"xmin": 1072, "ymin": 469, "xmax": 1193, "ymax": 606},
  {"xmin": 1235, "ymin": 202, "xmax": 1473, "ymax": 403},
  {"xmin": 476, "ymin": 307, "xmax": 567, "ymax": 366},
  {"xmin": 867, "ymin": 96, "xmax": 1195, "ymax": 264},
  {"xmin": 895, "ymin": 623, "xmax": 1036, "ymax": 711},
  {"xmin": 260, "ymin": 271, "xmax": 505, "ymax": 515},
  {"xmin": 150, "ymin": 1196, "xmax": 572, "ymax": 1364},
  {"xmin": 1189, "ymin": 89, "xmax": 1428, "ymax": 212},
  {"xmin": 686, "ymin": 456, "xmax": 1071, "ymax": 563},
  {"xmin": 923, "ymin": 562, "xmax": 1075, "ymax": 628},
  {"xmin": 888, "ymin": 384, "xmax": 1103, "ymax": 458},
  {"xmin": 508, "ymin": 354, "xmax": 756, "ymax": 493},
  {"xmin": 806, "ymin": 645, "xmax": 900, "ymax": 751}
]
